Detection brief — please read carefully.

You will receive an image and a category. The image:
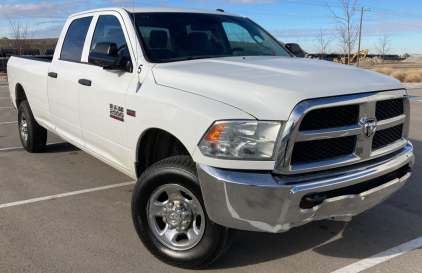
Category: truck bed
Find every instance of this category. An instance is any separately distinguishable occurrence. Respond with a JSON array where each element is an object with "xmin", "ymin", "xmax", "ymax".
[
  {"xmin": 7, "ymin": 55, "xmax": 52, "ymax": 116},
  {"xmin": 13, "ymin": 55, "xmax": 53, "ymax": 63}
]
